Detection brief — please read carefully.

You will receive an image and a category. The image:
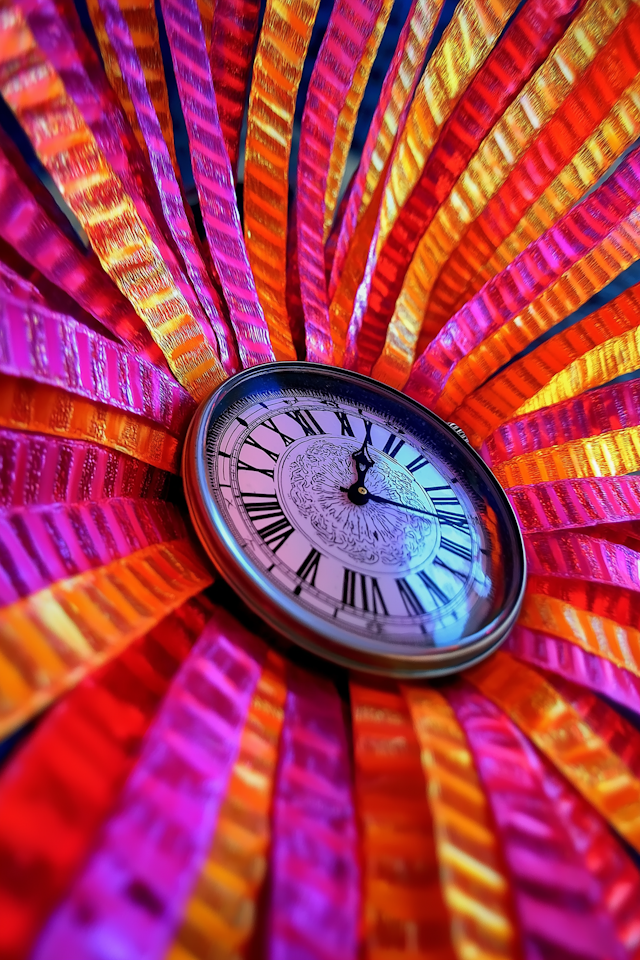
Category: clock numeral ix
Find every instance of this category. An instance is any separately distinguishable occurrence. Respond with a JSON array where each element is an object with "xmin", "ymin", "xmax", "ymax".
[
  {"xmin": 343, "ymin": 568, "xmax": 388, "ymax": 615},
  {"xmin": 242, "ymin": 493, "xmax": 294, "ymax": 553}
]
